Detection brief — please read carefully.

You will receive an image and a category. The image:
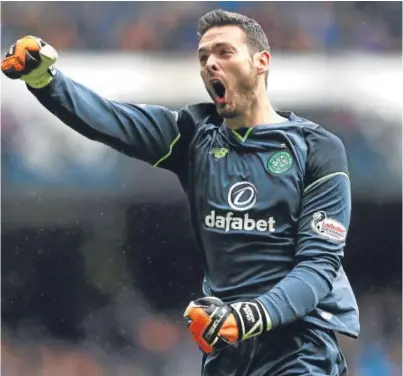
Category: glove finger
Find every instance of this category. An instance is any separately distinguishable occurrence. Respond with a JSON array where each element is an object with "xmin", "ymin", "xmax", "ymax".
[
  {"xmin": 14, "ymin": 36, "xmax": 40, "ymax": 68},
  {"xmin": 1, "ymin": 68, "xmax": 22, "ymax": 79},
  {"xmin": 1, "ymin": 56, "xmax": 23, "ymax": 79},
  {"xmin": 192, "ymin": 332, "xmax": 214, "ymax": 354},
  {"xmin": 1, "ymin": 51, "xmax": 41, "ymax": 78},
  {"xmin": 1, "ymin": 36, "xmax": 41, "ymax": 78},
  {"xmin": 184, "ymin": 305, "xmax": 211, "ymax": 326},
  {"xmin": 4, "ymin": 43, "xmax": 16, "ymax": 59},
  {"xmin": 194, "ymin": 297, "xmax": 224, "ymax": 306},
  {"xmin": 183, "ymin": 301, "xmax": 195, "ymax": 318}
]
